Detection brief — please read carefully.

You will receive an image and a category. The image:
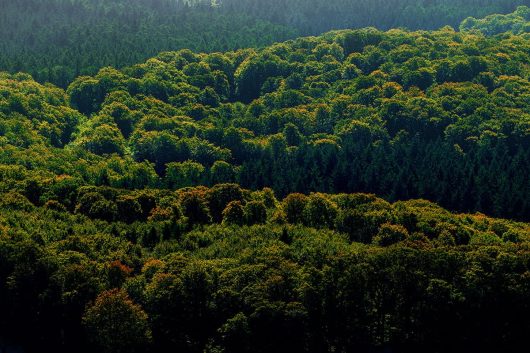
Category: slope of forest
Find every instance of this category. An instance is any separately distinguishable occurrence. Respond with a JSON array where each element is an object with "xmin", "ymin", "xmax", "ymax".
[
  {"xmin": 3, "ymin": 10, "xmax": 528, "ymax": 219},
  {"xmin": 0, "ymin": 0, "xmax": 526, "ymax": 87},
  {"xmin": 219, "ymin": 0, "xmax": 526, "ymax": 33},
  {"xmin": 0, "ymin": 6, "xmax": 529, "ymax": 353},
  {"xmin": 461, "ymin": 4, "xmax": 530, "ymax": 34},
  {"xmin": 0, "ymin": 0, "xmax": 296, "ymax": 87}
]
